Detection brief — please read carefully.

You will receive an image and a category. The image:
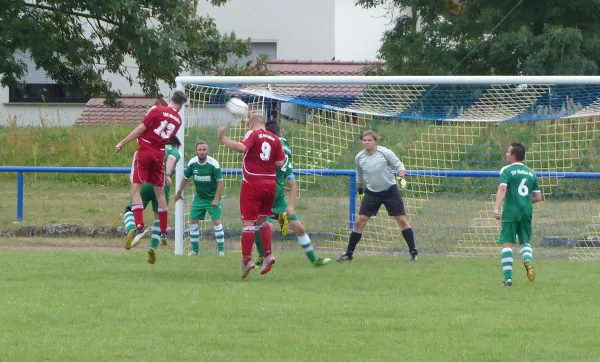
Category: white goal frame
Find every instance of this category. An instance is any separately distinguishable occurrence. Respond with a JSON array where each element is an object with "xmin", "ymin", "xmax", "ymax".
[{"xmin": 173, "ymin": 75, "xmax": 600, "ymax": 255}]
